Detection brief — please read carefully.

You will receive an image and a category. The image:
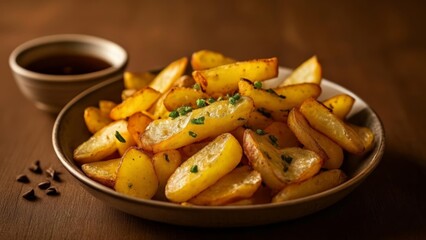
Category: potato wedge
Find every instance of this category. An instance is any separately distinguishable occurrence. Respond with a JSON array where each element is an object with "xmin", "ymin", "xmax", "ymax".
[
  {"xmin": 193, "ymin": 58, "xmax": 278, "ymax": 96},
  {"xmin": 74, "ymin": 120, "xmax": 128, "ymax": 164},
  {"xmin": 245, "ymin": 110, "xmax": 274, "ymax": 129},
  {"xmin": 124, "ymin": 71, "xmax": 156, "ymax": 90},
  {"xmin": 121, "ymin": 89, "xmax": 137, "ymax": 101},
  {"xmin": 163, "ymin": 87, "xmax": 209, "ymax": 111},
  {"xmin": 288, "ymin": 108, "xmax": 344, "ymax": 169},
  {"xmin": 239, "ymin": 79, "xmax": 321, "ymax": 121},
  {"xmin": 322, "ymin": 94, "xmax": 355, "ymax": 119},
  {"xmin": 140, "ymin": 96, "xmax": 254, "ymax": 153},
  {"xmin": 349, "ymin": 124, "xmax": 375, "ymax": 152},
  {"xmin": 152, "ymin": 150, "xmax": 182, "ymax": 200},
  {"xmin": 191, "ymin": 50, "xmax": 236, "ymax": 70},
  {"xmin": 114, "ymin": 147, "xmax": 158, "ymax": 199},
  {"xmin": 299, "ymin": 98, "xmax": 365, "ymax": 154},
  {"xmin": 226, "ymin": 185, "xmax": 272, "ymax": 205},
  {"xmin": 188, "ymin": 165, "xmax": 261, "ymax": 206},
  {"xmin": 165, "ymin": 133, "xmax": 242, "ymax": 202},
  {"xmin": 149, "ymin": 57, "xmax": 188, "ymax": 93},
  {"xmin": 114, "ymin": 127, "xmax": 136, "ymax": 156},
  {"xmin": 279, "ymin": 56, "xmax": 322, "ymax": 86},
  {"xmin": 110, "ymin": 87, "xmax": 160, "ymax": 120},
  {"xmin": 99, "ymin": 100, "xmax": 117, "ymax": 116},
  {"xmin": 84, "ymin": 106, "xmax": 112, "ymax": 134},
  {"xmin": 243, "ymin": 129, "xmax": 323, "ymax": 190},
  {"xmin": 264, "ymin": 121, "xmax": 300, "ymax": 148},
  {"xmin": 127, "ymin": 112, "xmax": 152, "ymax": 147},
  {"xmin": 148, "ymin": 90, "xmax": 171, "ymax": 120},
  {"xmin": 81, "ymin": 158, "xmax": 121, "ymax": 188},
  {"xmin": 172, "ymin": 75, "xmax": 196, "ymax": 88},
  {"xmin": 179, "ymin": 141, "xmax": 210, "ymax": 160},
  {"xmin": 272, "ymin": 169, "xmax": 347, "ymax": 202}
]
